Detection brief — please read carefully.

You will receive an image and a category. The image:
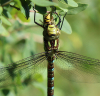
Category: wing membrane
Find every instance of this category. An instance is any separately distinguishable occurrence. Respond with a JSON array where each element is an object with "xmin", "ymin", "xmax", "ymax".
[
  {"xmin": 0, "ymin": 52, "xmax": 47, "ymax": 88},
  {"xmin": 55, "ymin": 51, "xmax": 100, "ymax": 82}
]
